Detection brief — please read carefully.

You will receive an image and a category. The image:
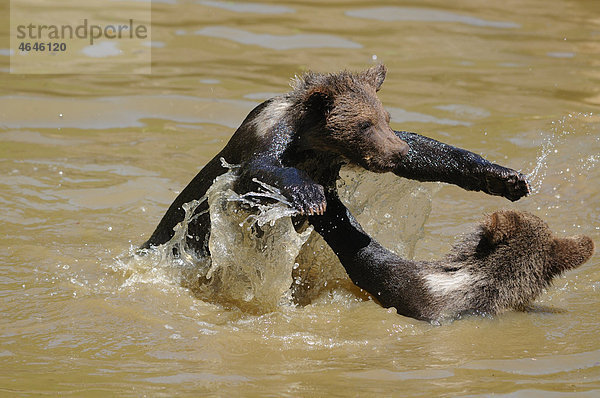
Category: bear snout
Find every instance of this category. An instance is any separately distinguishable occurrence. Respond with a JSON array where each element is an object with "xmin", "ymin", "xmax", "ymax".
[
  {"xmin": 383, "ymin": 128, "xmax": 409, "ymax": 158},
  {"xmin": 384, "ymin": 130, "xmax": 410, "ymax": 165},
  {"xmin": 552, "ymin": 235, "xmax": 595, "ymax": 272},
  {"xmin": 397, "ymin": 139, "xmax": 410, "ymax": 157},
  {"xmin": 394, "ymin": 135, "xmax": 410, "ymax": 157},
  {"xmin": 360, "ymin": 129, "xmax": 410, "ymax": 172}
]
